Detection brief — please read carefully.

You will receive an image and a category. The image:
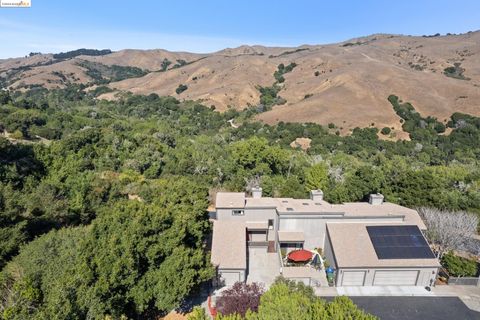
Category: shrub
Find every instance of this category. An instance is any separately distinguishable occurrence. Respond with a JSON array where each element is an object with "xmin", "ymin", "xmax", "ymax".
[
  {"xmin": 442, "ymin": 251, "xmax": 478, "ymax": 277},
  {"xmin": 381, "ymin": 127, "xmax": 391, "ymax": 135},
  {"xmin": 161, "ymin": 58, "xmax": 172, "ymax": 71},
  {"xmin": 314, "ymin": 71, "xmax": 320, "ymax": 76},
  {"xmin": 443, "ymin": 63, "xmax": 470, "ymax": 80},
  {"xmin": 176, "ymin": 84, "xmax": 188, "ymax": 94},
  {"xmin": 273, "ymin": 62, "xmax": 297, "ymax": 83},
  {"xmin": 216, "ymin": 282, "xmax": 264, "ymax": 317}
]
